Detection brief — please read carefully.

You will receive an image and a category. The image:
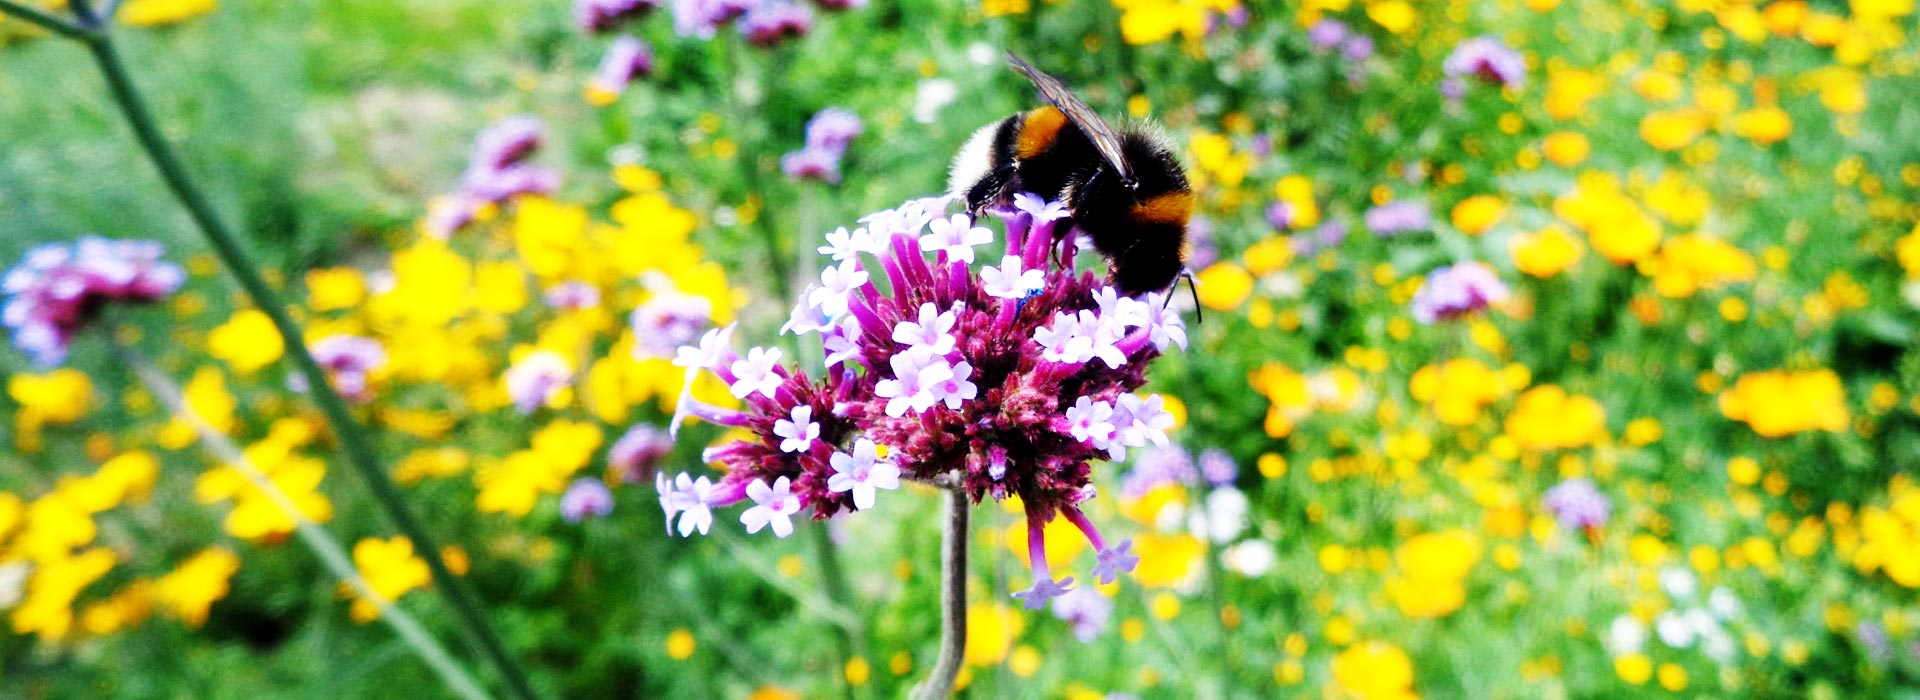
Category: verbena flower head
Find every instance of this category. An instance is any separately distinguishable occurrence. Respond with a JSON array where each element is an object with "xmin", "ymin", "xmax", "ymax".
[
  {"xmin": 1410, "ymin": 262, "xmax": 1509, "ymax": 324},
  {"xmin": 661, "ymin": 193, "xmax": 1187, "ymax": 608},
  {"xmin": 309, "ymin": 334, "xmax": 387, "ymax": 402},
  {"xmin": 505, "ymin": 350, "xmax": 572, "ymax": 413},
  {"xmin": 2, "ymin": 237, "xmax": 185, "ymax": 366},
  {"xmin": 576, "ymin": 0, "xmax": 657, "ymax": 32},
  {"xmin": 738, "ymin": 1, "xmax": 813, "ymax": 46},
  {"xmin": 1307, "ymin": 19, "xmax": 1348, "ymax": 50},
  {"xmin": 1364, "ymin": 201, "xmax": 1431, "ymax": 236},
  {"xmin": 430, "ymin": 117, "xmax": 561, "ymax": 239},
  {"xmin": 780, "ymin": 147, "xmax": 842, "ymax": 184},
  {"xmin": 560, "ymin": 478, "xmax": 616, "ymax": 522},
  {"xmin": 672, "ymin": 0, "xmax": 755, "ymax": 38},
  {"xmin": 586, "ymin": 36, "xmax": 654, "ymax": 104},
  {"xmin": 608, "ymin": 423, "xmax": 675, "ymax": 484},
  {"xmin": 630, "ymin": 286, "xmax": 713, "ymax": 358},
  {"xmin": 803, "ymin": 108, "xmax": 863, "ymax": 152},
  {"xmin": 1443, "ymin": 36, "xmax": 1525, "ymax": 89},
  {"xmin": 1543, "ymin": 478, "xmax": 1610, "ymax": 533}
]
